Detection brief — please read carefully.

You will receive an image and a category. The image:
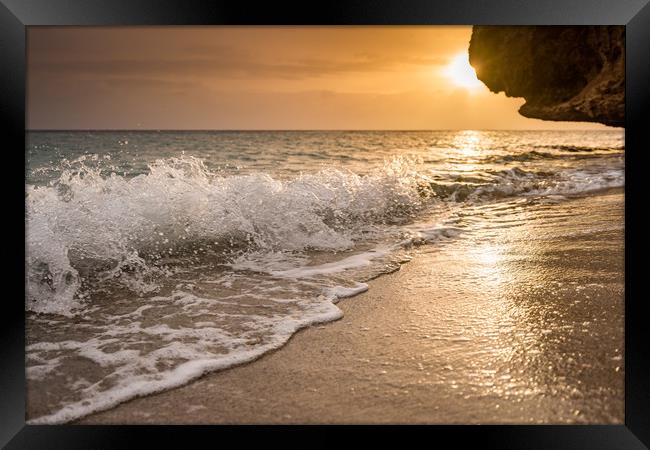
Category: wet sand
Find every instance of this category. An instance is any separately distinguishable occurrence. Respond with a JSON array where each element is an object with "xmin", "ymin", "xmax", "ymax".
[{"xmin": 76, "ymin": 190, "xmax": 624, "ymax": 424}]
